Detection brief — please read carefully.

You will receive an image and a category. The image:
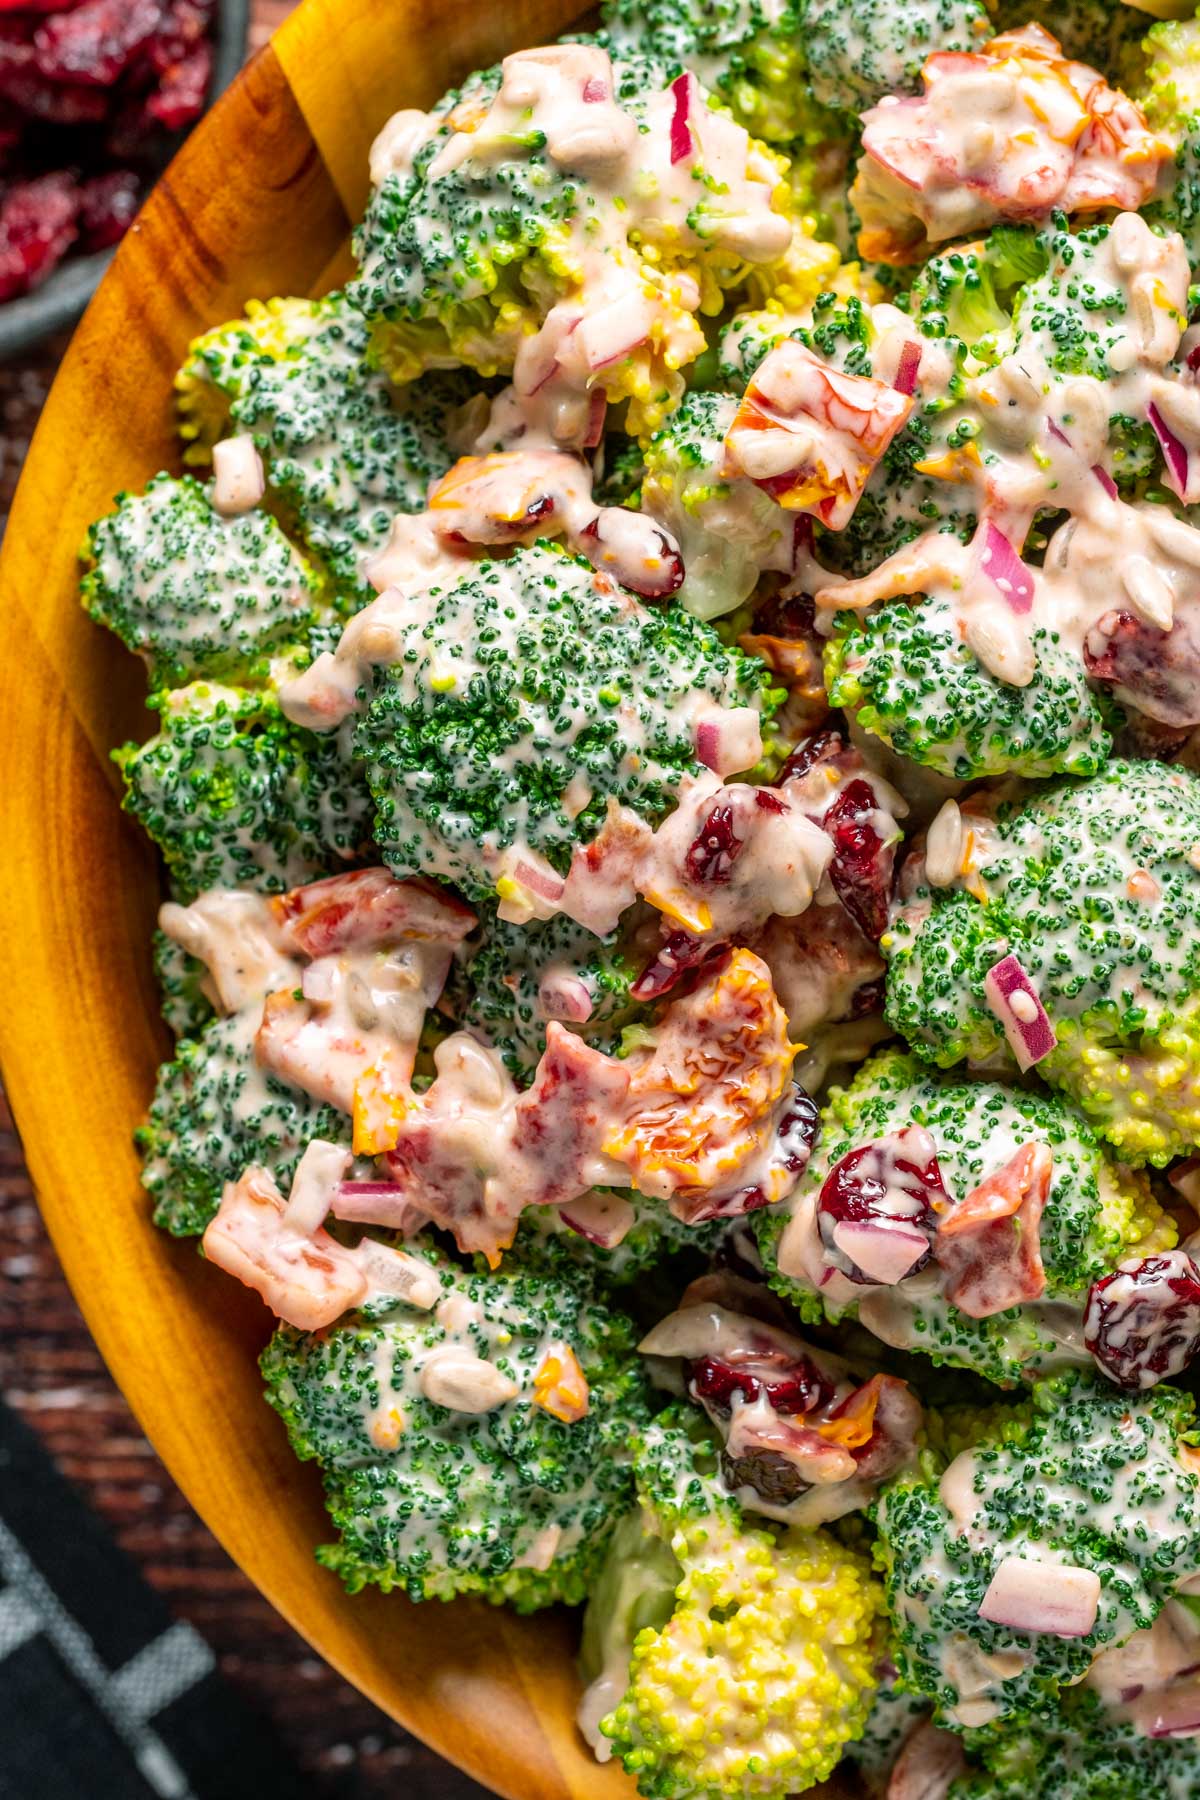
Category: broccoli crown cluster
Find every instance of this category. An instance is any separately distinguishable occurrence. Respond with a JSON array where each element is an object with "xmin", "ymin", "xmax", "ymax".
[
  {"xmin": 803, "ymin": 0, "xmax": 991, "ymax": 113},
  {"xmin": 82, "ymin": 473, "xmax": 319, "ymax": 689},
  {"xmin": 906, "ymin": 229, "xmax": 1045, "ymax": 355},
  {"xmin": 952, "ymin": 1682, "xmax": 1200, "ymax": 1799},
  {"xmin": 151, "ymin": 927, "xmax": 213, "ymax": 1039},
  {"xmin": 884, "ymin": 760, "xmax": 1200, "ymax": 1165},
  {"xmin": 497, "ymin": 1195, "xmax": 729, "ymax": 1293},
  {"xmin": 138, "ymin": 1011, "xmax": 351, "ymax": 1237},
  {"xmin": 260, "ymin": 1259, "xmax": 649, "ymax": 1608},
  {"xmin": 178, "ymin": 294, "xmax": 470, "ymax": 600},
  {"xmin": 755, "ymin": 1046, "xmax": 1169, "ymax": 1385},
  {"xmin": 1142, "ymin": 15, "xmax": 1200, "ymax": 274},
  {"xmin": 116, "ymin": 680, "xmax": 370, "ymax": 899},
  {"xmin": 355, "ymin": 543, "xmax": 770, "ymax": 895},
  {"xmin": 826, "ymin": 597, "xmax": 1115, "ymax": 782},
  {"xmin": 875, "ymin": 1372, "xmax": 1200, "ymax": 1730},
  {"xmin": 1009, "ymin": 221, "xmax": 1140, "ymax": 383},
  {"xmin": 462, "ymin": 908, "xmax": 640, "ymax": 1078},
  {"xmin": 591, "ymin": 1409, "xmax": 884, "ymax": 1799}
]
